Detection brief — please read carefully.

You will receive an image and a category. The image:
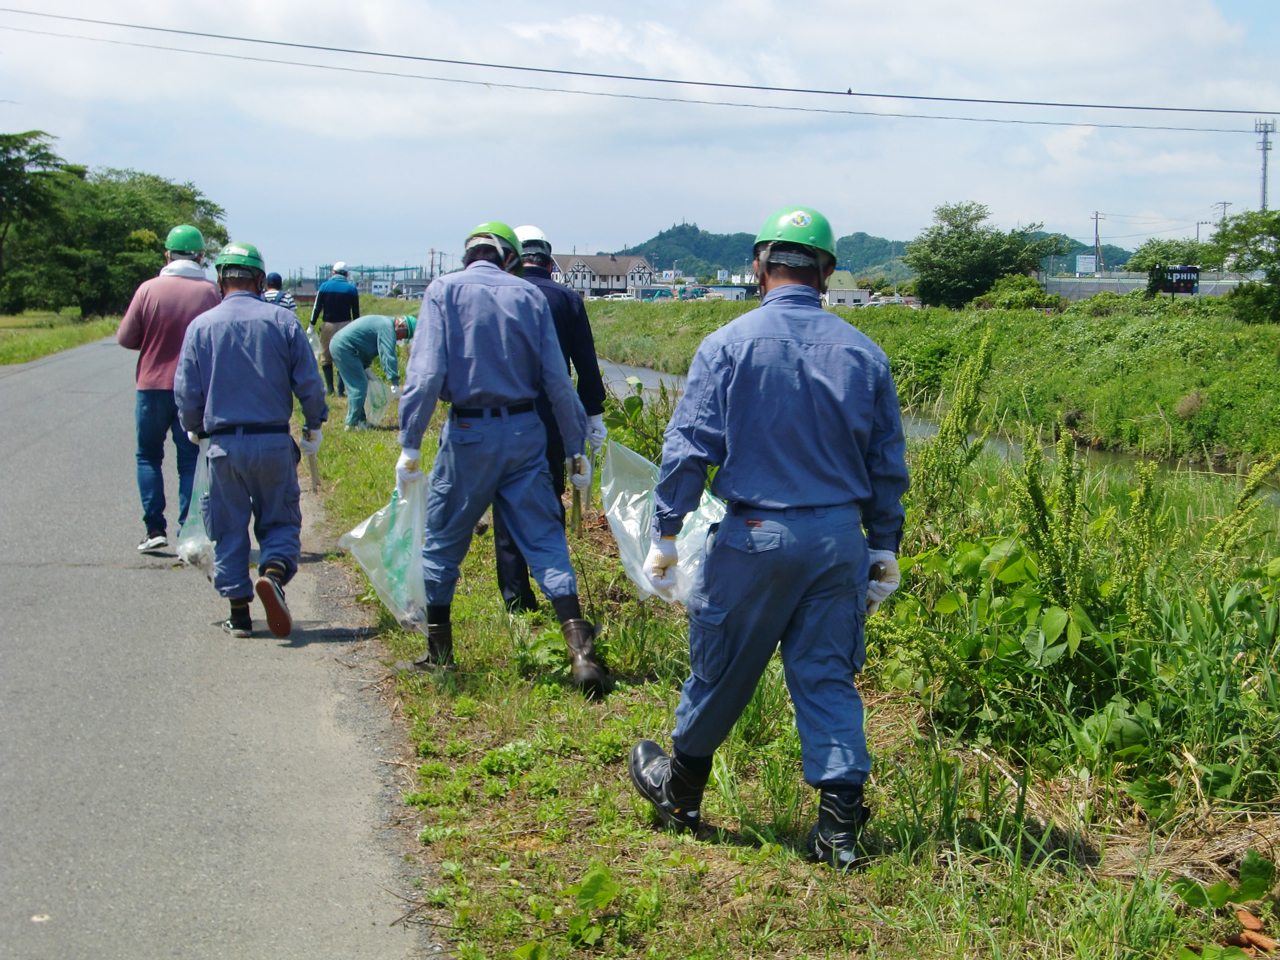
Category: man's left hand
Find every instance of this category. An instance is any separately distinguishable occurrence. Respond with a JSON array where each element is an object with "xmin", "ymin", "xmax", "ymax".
[
  {"xmin": 866, "ymin": 550, "xmax": 901, "ymax": 615},
  {"xmin": 186, "ymin": 430, "xmax": 201, "ymax": 446},
  {"xmin": 568, "ymin": 453, "xmax": 592, "ymax": 492}
]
